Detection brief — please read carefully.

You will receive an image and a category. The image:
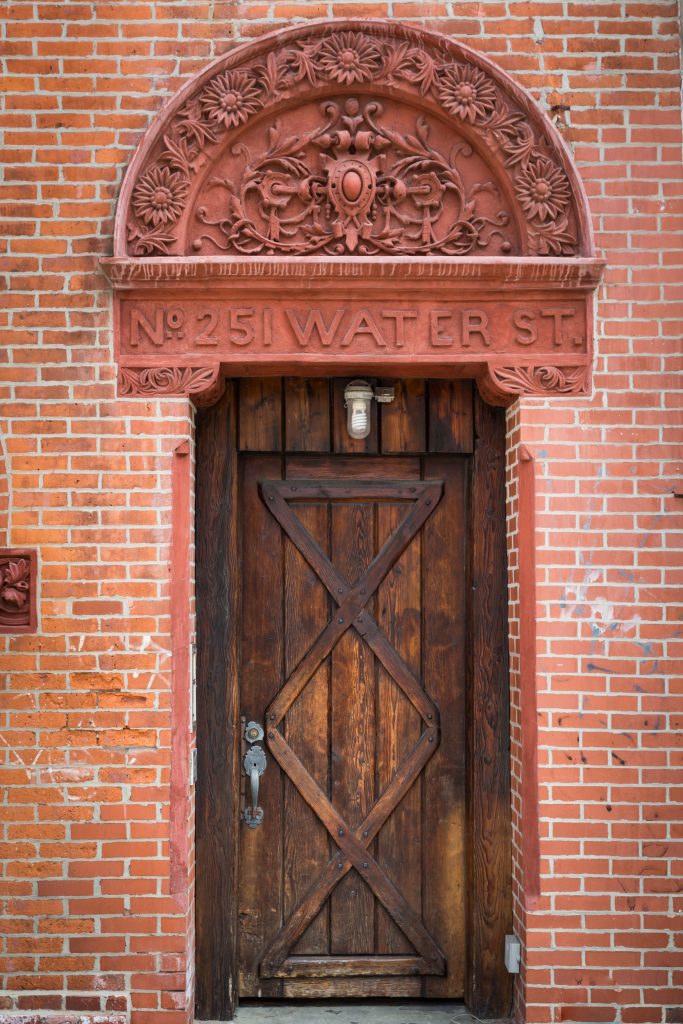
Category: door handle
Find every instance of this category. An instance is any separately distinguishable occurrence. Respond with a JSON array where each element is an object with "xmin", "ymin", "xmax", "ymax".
[{"xmin": 243, "ymin": 744, "xmax": 266, "ymax": 829}]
